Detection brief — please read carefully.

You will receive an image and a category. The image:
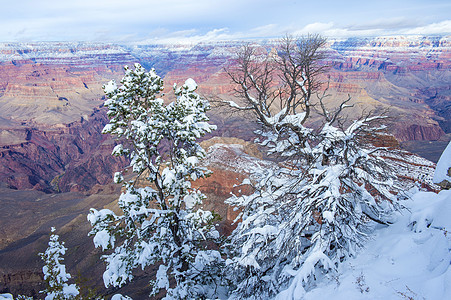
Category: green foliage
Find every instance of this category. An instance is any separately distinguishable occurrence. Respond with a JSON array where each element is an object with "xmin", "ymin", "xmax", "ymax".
[
  {"xmin": 88, "ymin": 64, "xmax": 225, "ymax": 299},
  {"xmin": 40, "ymin": 227, "xmax": 80, "ymax": 300}
]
